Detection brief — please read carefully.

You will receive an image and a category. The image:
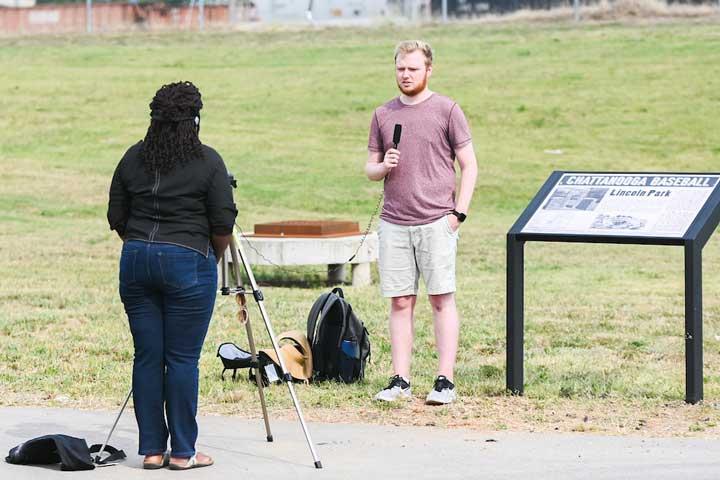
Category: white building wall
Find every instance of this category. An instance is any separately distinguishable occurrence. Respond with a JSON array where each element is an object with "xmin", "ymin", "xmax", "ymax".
[
  {"xmin": 0, "ymin": 0, "xmax": 36, "ymax": 7},
  {"xmin": 256, "ymin": 0, "xmax": 390, "ymax": 22}
]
